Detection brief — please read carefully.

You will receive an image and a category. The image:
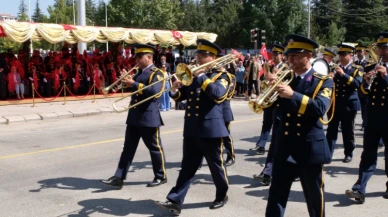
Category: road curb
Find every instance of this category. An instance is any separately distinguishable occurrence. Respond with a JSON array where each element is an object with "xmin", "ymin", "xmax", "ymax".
[
  {"xmin": 22, "ymin": 114, "xmax": 42, "ymax": 122},
  {"xmin": 39, "ymin": 112, "xmax": 59, "ymax": 120},
  {"xmin": 3, "ymin": 115, "xmax": 26, "ymax": 123}
]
